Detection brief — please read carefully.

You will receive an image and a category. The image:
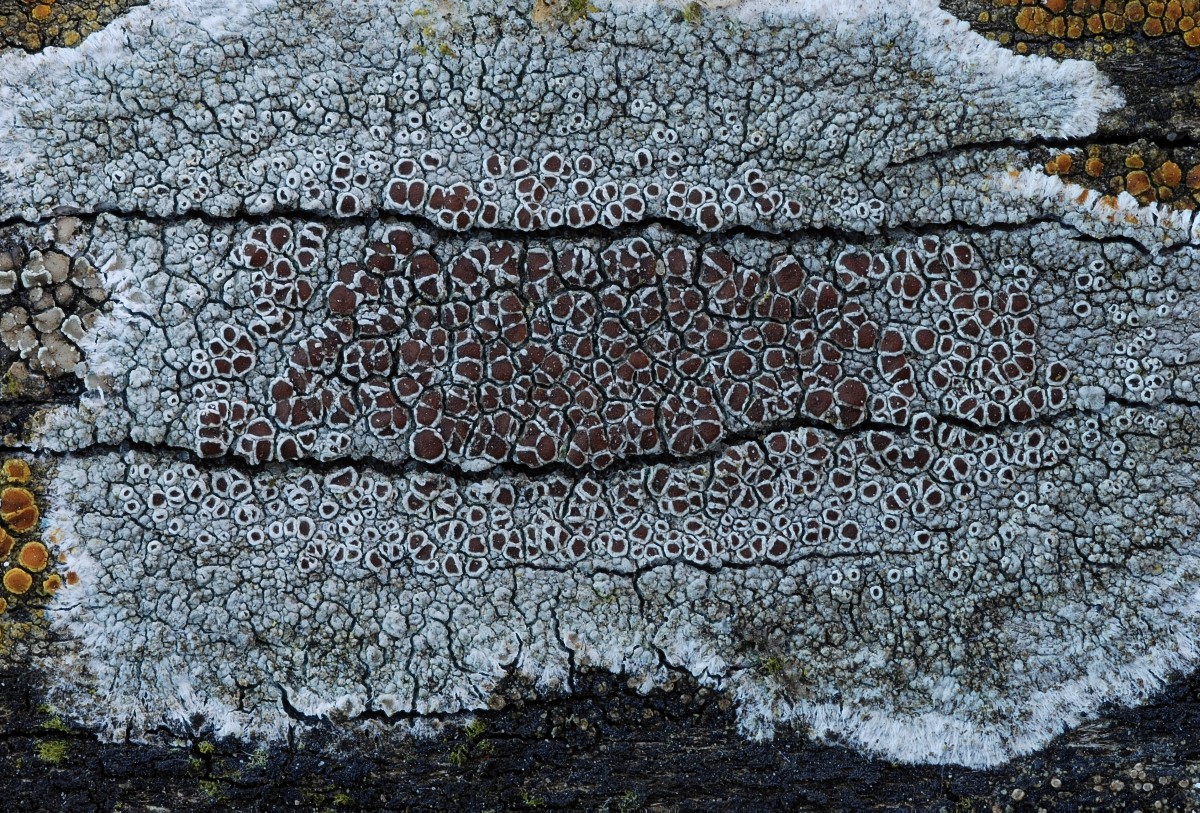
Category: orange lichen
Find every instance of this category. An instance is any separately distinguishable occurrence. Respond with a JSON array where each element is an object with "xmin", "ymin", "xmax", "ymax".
[
  {"xmin": 17, "ymin": 542, "xmax": 47, "ymax": 573},
  {"xmin": 1155, "ymin": 161, "xmax": 1183, "ymax": 187},
  {"xmin": 1126, "ymin": 171, "xmax": 1152, "ymax": 195},
  {"xmin": 0, "ymin": 529, "xmax": 13, "ymax": 559},
  {"xmin": 4, "ymin": 568, "xmax": 32, "ymax": 595},
  {"xmin": 999, "ymin": 0, "xmax": 1200, "ymax": 47},
  {"xmin": 65, "ymin": 571, "xmax": 79, "ymax": 586},
  {"xmin": 1044, "ymin": 152, "xmax": 1077, "ymax": 175},
  {"xmin": 0, "ymin": 487, "xmax": 39, "ymax": 533},
  {"xmin": 1045, "ymin": 142, "xmax": 1200, "ymax": 212},
  {"xmin": 2, "ymin": 459, "xmax": 31, "ymax": 484},
  {"xmin": 41, "ymin": 574, "xmax": 62, "ymax": 594},
  {"xmin": 0, "ymin": 597, "xmax": 7, "ymax": 614},
  {"xmin": 2, "ymin": 0, "xmax": 147, "ymax": 52}
]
